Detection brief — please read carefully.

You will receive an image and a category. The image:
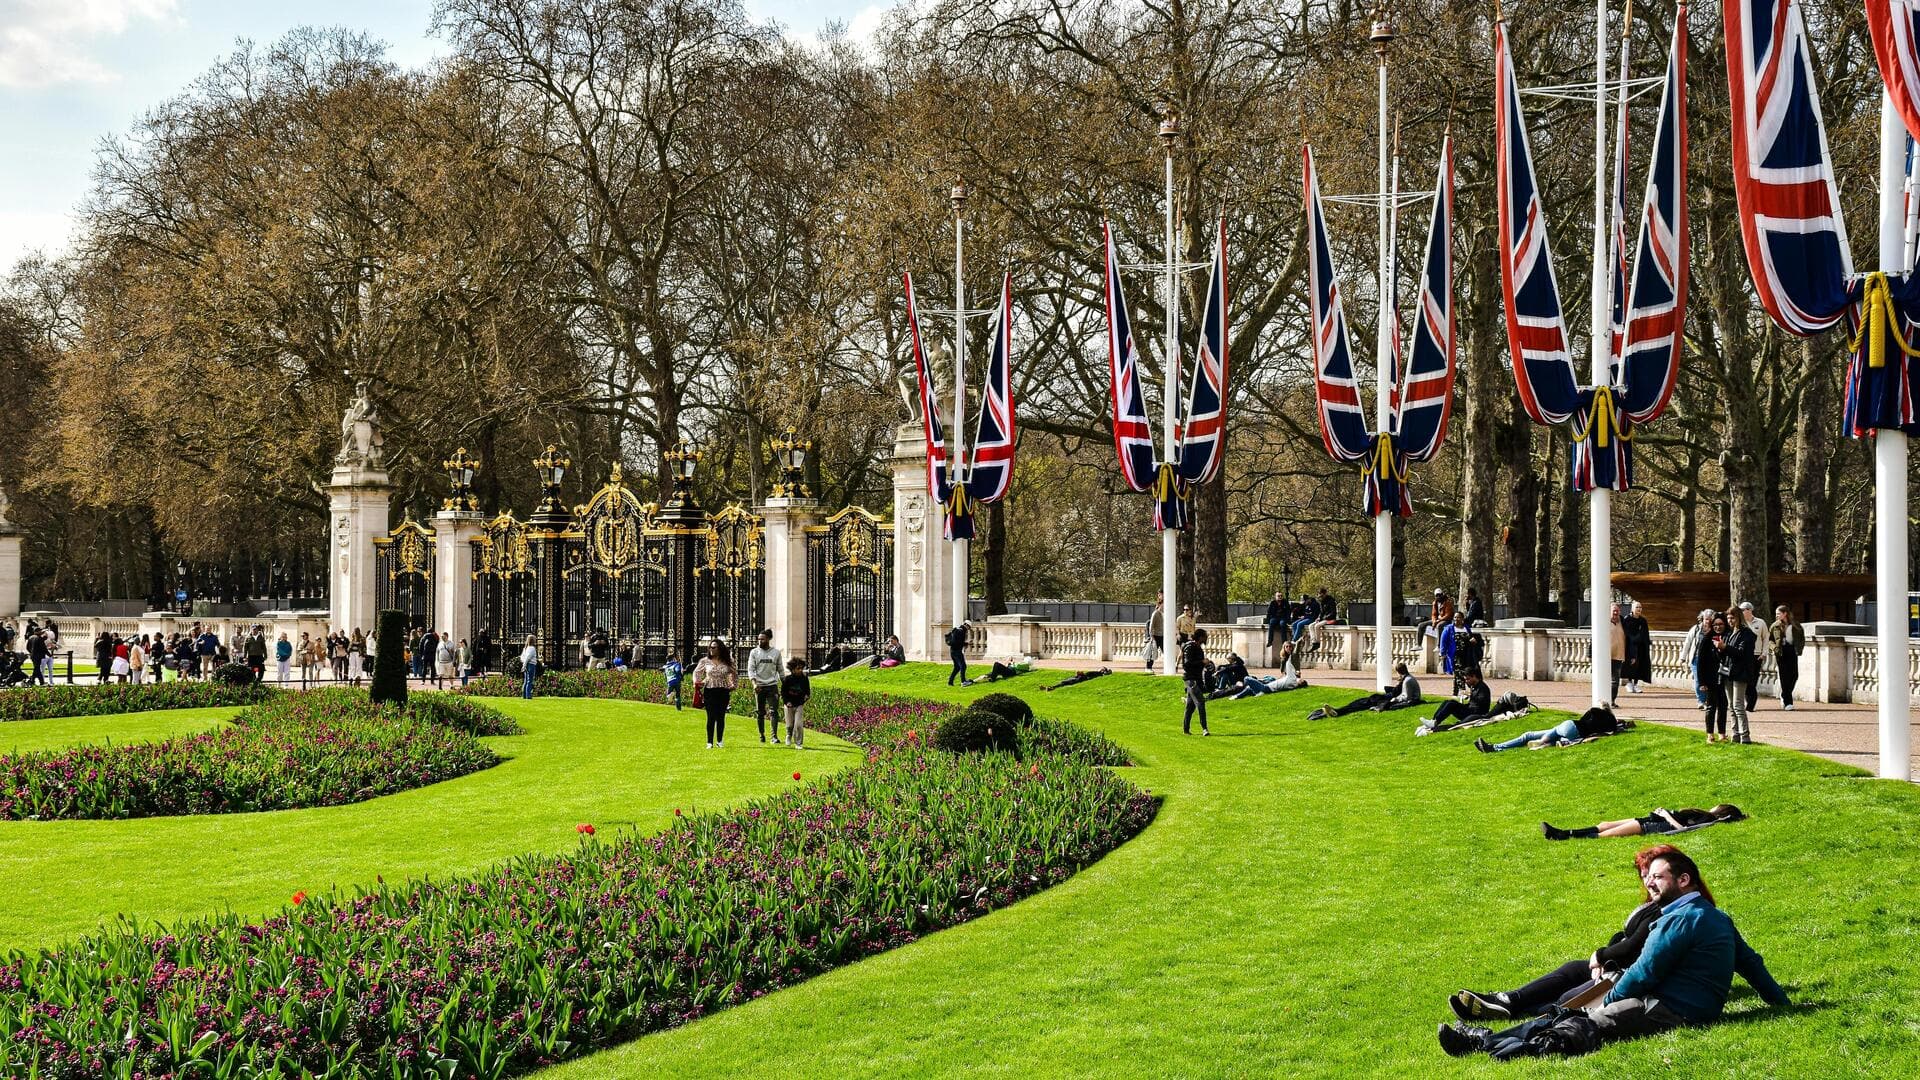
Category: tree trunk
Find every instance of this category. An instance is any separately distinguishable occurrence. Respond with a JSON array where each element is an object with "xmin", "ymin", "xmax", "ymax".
[
  {"xmin": 1557, "ymin": 458, "xmax": 1582, "ymax": 624},
  {"xmin": 1391, "ymin": 511, "xmax": 1407, "ymax": 626},
  {"xmin": 1678, "ymin": 445, "xmax": 1700, "ymax": 572},
  {"xmin": 1725, "ymin": 443, "xmax": 1771, "ymax": 615},
  {"xmin": 984, "ymin": 499, "xmax": 1009, "ymax": 616},
  {"xmin": 1457, "ymin": 242, "xmax": 1502, "ymax": 604},
  {"xmin": 1792, "ymin": 341, "xmax": 1835, "ymax": 572},
  {"xmin": 1192, "ymin": 454, "xmax": 1230, "ymax": 621}
]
